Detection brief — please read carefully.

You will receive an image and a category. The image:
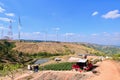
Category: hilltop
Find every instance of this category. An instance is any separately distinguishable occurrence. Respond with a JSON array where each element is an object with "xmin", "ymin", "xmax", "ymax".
[{"xmin": 13, "ymin": 42, "xmax": 104, "ymax": 55}]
